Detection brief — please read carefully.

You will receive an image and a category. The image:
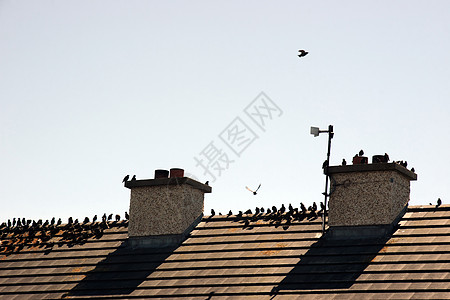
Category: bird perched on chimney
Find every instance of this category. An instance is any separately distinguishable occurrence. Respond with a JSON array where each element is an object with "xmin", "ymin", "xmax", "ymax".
[
  {"xmin": 411, "ymin": 167, "xmax": 415, "ymax": 173},
  {"xmin": 298, "ymin": 49, "xmax": 308, "ymax": 57},
  {"xmin": 359, "ymin": 150, "xmax": 364, "ymax": 156},
  {"xmin": 342, "ymin": 159, "xmax": 347, "ymax": 166},
  {"xmin": 384, "ymin": 153, "xmax": 390, "ymax": 162},
  {"xmin": 122, "ymin": 175, "xmax": 129, "ymax": 183},
  {"xmin": 246, "ymin": 184, "xmax": 261, "ymax": 195},
  {"xmin": 131, "ymin": 175, "xmax": 136, "ymax": 181},
  {"xmin": 205, "ymin": 181, "xmax": 209, "ymax": 185},
  {"xmin": 322, "ymin": 160, "xmax": 329, "ymax": 169}
]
